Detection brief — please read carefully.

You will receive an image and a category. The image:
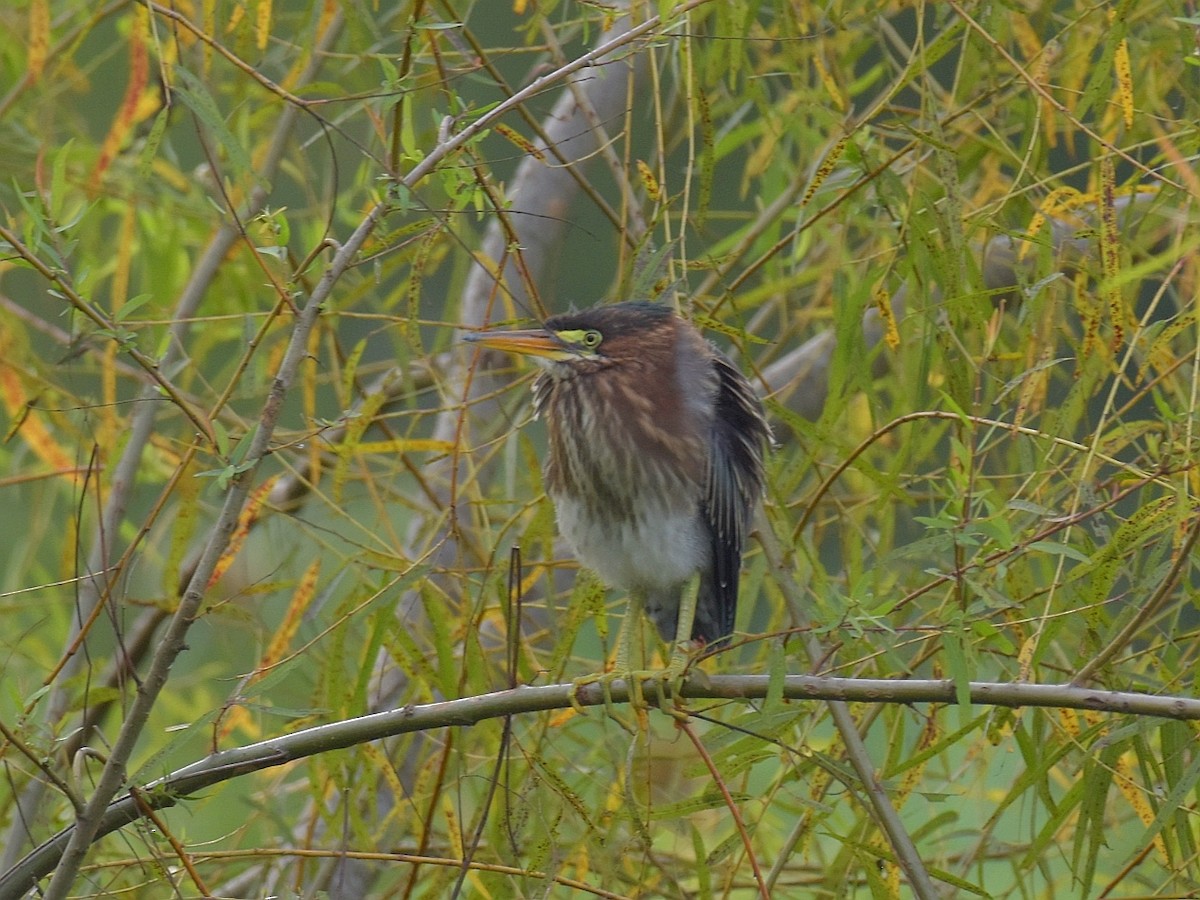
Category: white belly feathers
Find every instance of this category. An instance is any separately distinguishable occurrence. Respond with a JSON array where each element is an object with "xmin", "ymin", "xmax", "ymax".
[{"xmin": 554, "ymin": 495, "xmax": 708, "ymax": 592}]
